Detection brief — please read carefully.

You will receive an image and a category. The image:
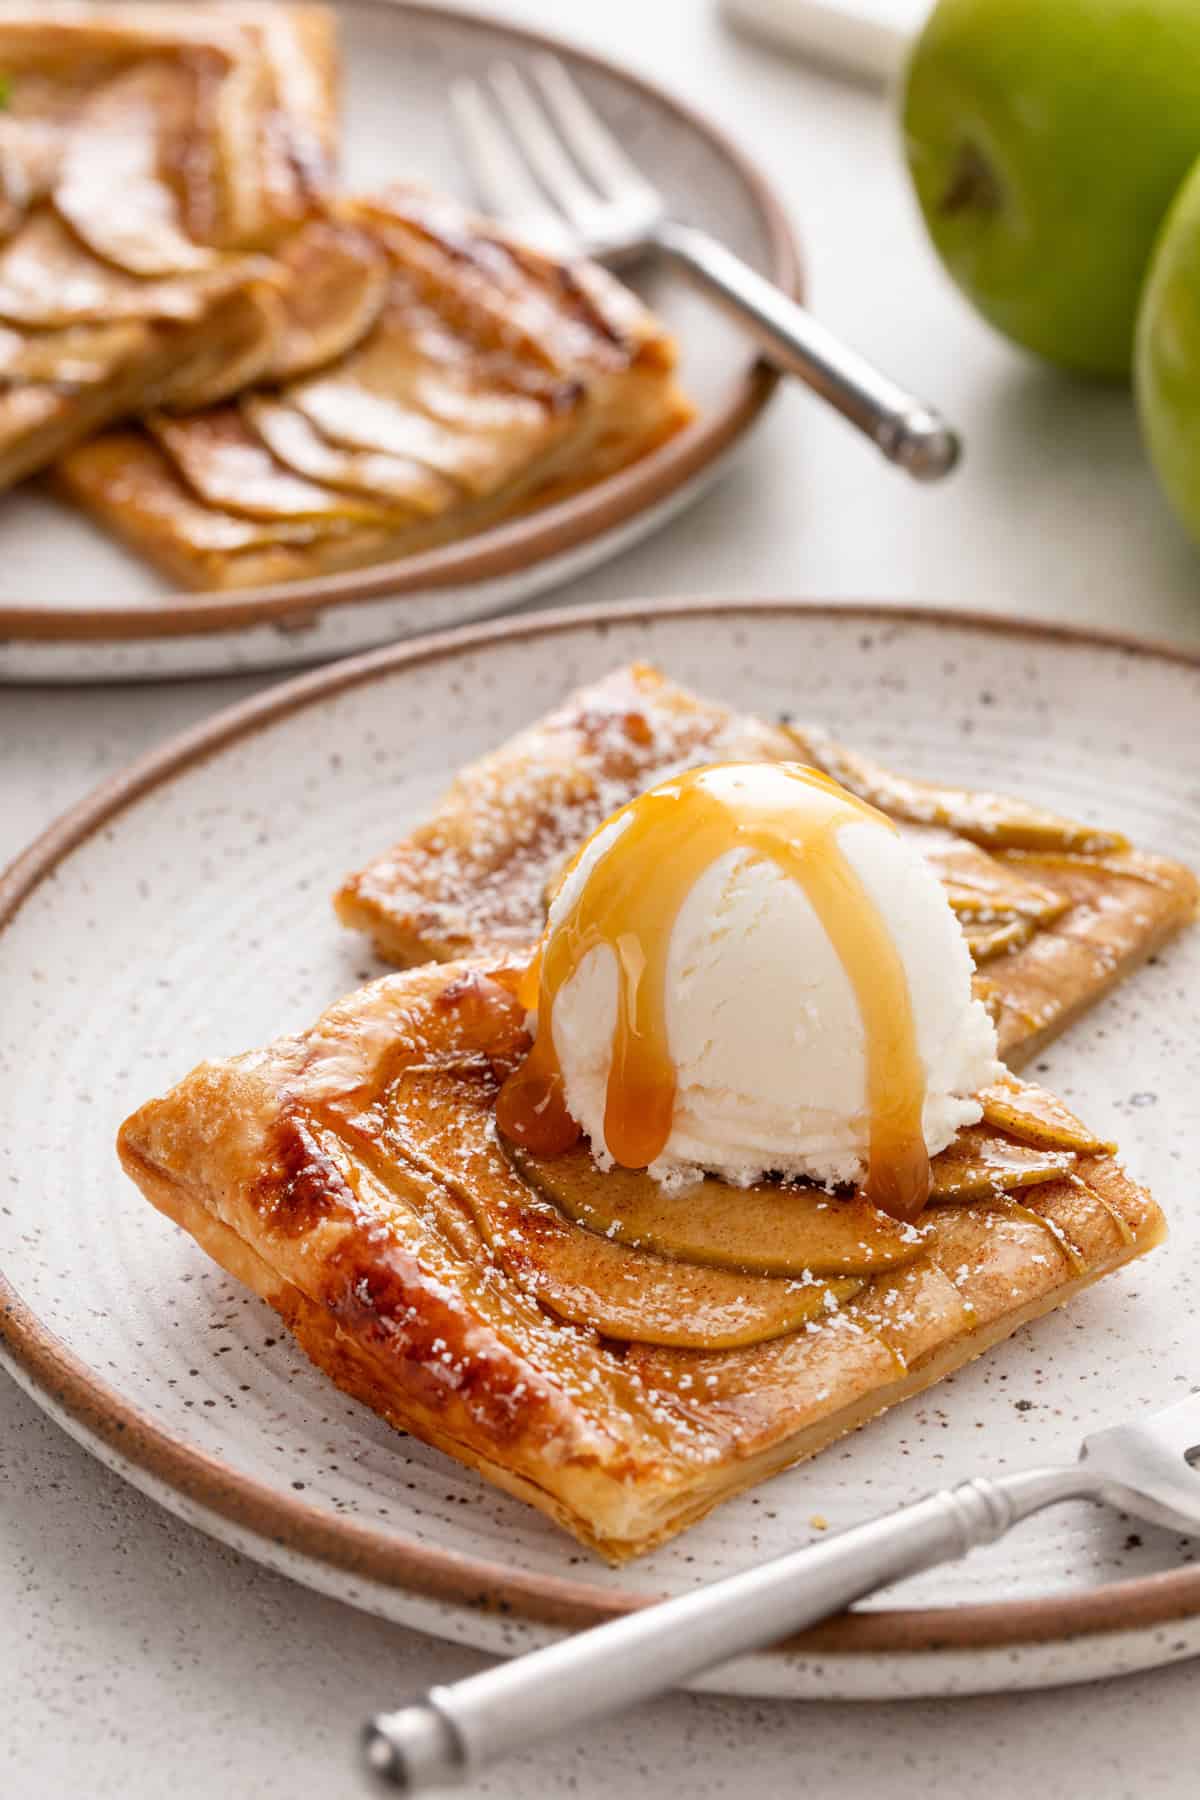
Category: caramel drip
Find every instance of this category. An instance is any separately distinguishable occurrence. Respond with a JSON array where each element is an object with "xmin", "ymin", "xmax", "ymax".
[{"xmin": 496, "ymin": 764, "xmax": 932, "ymax": 1220}]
